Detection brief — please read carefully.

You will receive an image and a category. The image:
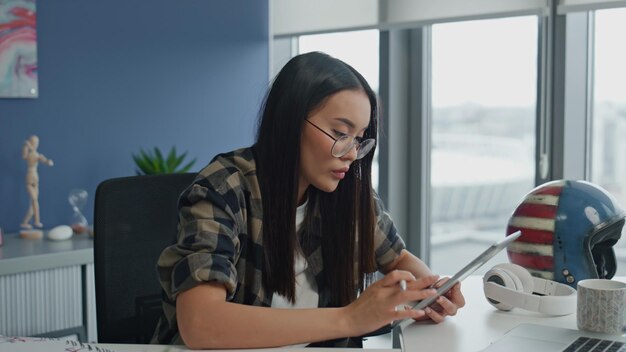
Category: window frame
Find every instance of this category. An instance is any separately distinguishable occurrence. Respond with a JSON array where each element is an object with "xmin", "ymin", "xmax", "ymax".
[
  {"xmin": 378, "ymin": 14, "xmax": 548, "ymax": 261},
  {"xmin": 270, "ymin": 1, "xmax": 626, "ymax": 266}
]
